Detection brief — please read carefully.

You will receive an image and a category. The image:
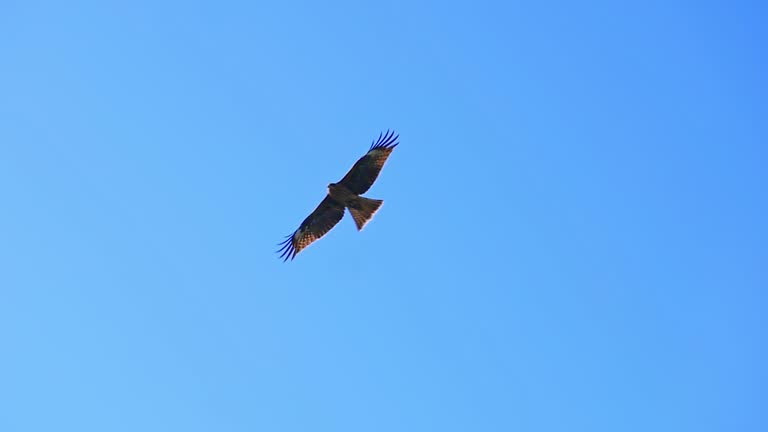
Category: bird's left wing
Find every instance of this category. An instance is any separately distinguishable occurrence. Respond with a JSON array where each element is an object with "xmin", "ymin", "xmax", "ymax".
[
  {"xmin": 278, "ymin": 195, "xmax": 345, "ymax": 261},
  {"xmin": 338, "ymin": 130, "xmax": 399, "ymax": 195}
]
